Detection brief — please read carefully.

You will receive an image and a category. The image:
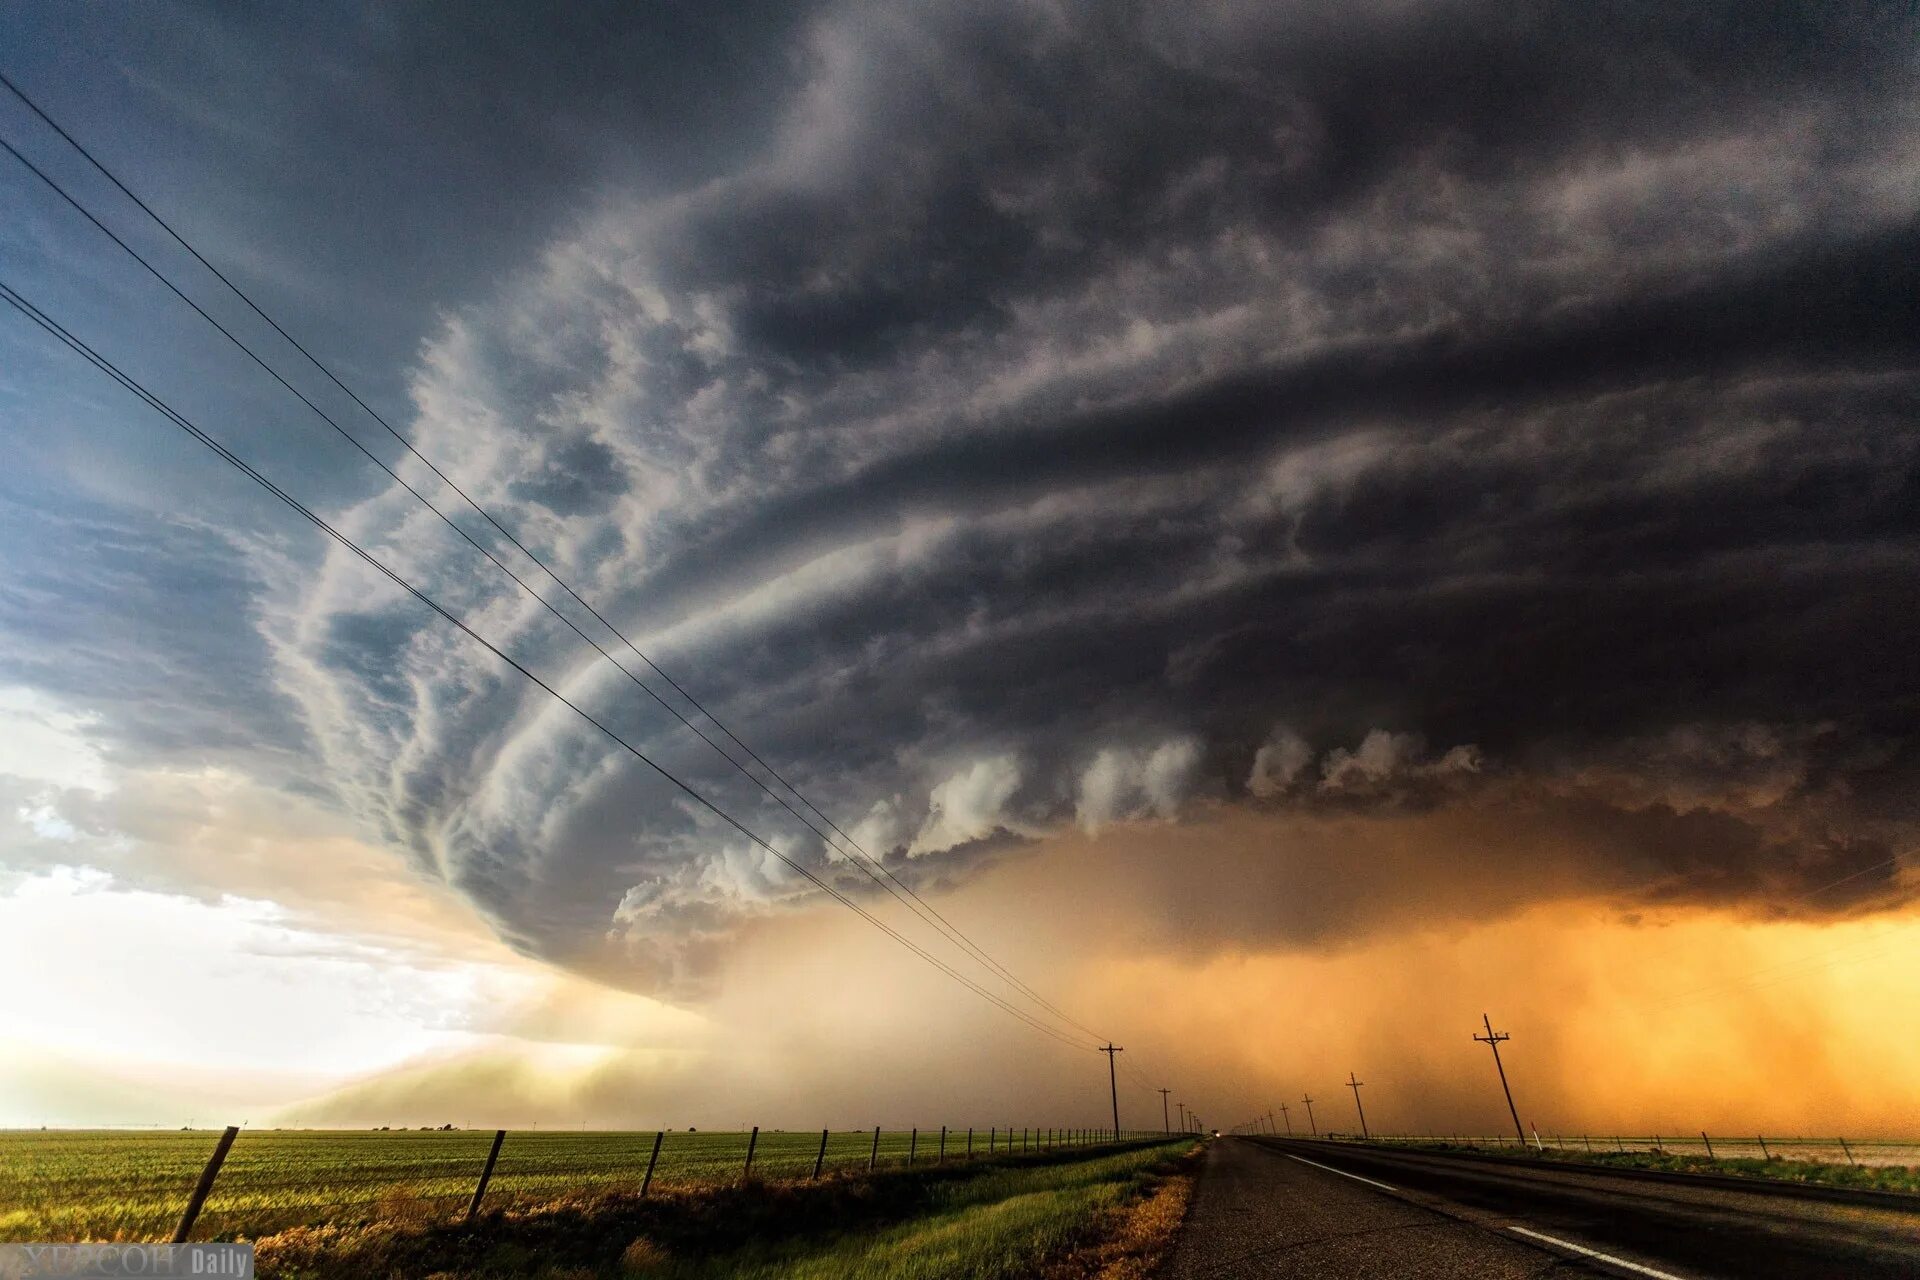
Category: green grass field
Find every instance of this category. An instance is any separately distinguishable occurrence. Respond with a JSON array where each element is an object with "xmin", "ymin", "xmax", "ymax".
[
  {"xmin": 248, "ymin": 1138, "xmax": 1198, "ymax": 1279},
  {"xmin": 1358, "ymin": 1137, "xmax": 1920, "ymax": 1195},
  {"xmin": 0, "ymin": 1127, "xmax": 1145, "ymax": 1243},
  {"xmin": 622, "ymin": 1141, "xmax": 1193, "ymax": 1279}
]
